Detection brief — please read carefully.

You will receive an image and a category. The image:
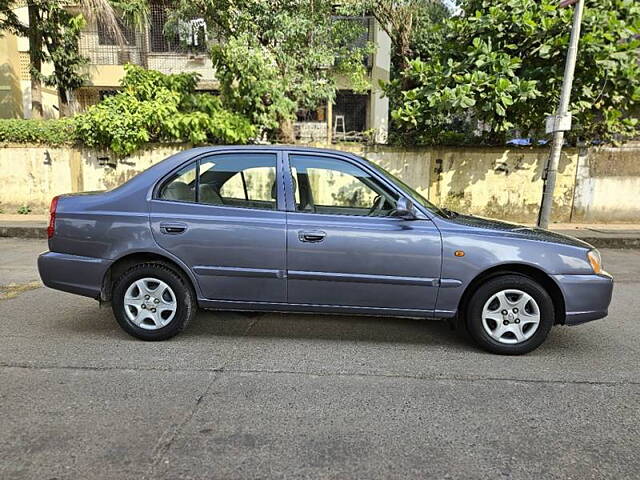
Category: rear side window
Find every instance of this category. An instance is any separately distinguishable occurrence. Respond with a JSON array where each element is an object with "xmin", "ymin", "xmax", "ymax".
[
  {"xmin": 158, "ymin": 153, "xmax": 278, "ymax": 210},
  {"xmin": 158, "ymin": 163, "xmax": 197, "ymax": 203}
]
